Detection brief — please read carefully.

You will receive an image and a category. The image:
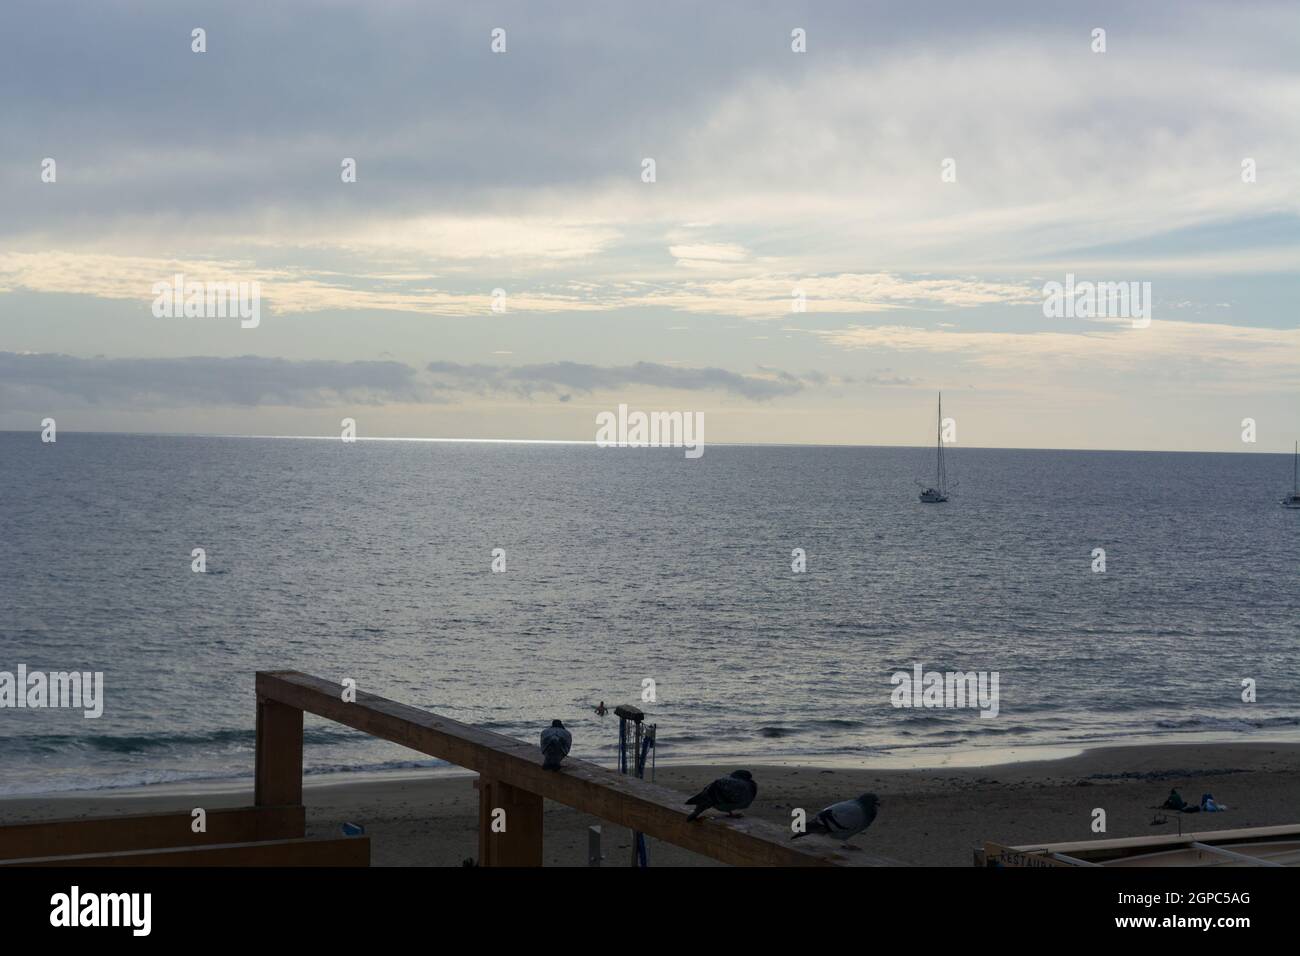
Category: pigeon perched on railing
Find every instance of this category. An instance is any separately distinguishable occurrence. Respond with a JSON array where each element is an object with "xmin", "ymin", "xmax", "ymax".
[
  {"xmin": 685, "ymin": 770, "xmax": 758, "ymax": 821},
  {"xmin": 793, "ymin": 793, "xmax": 879, "ymax": 844},
  {"xmin": 540, "ymin": 719, "xmax": 572, "ymax": 770}
]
